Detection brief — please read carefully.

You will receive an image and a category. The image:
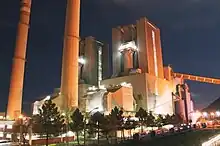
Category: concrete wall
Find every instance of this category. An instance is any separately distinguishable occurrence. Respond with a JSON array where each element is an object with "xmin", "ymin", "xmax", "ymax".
[
  {"xmin": 79, "ymin": 36, "xmax": 110, "ymax": 86},
  {"xmin": 102, "ymin": 73, "xmax": 175, "ymax": 115},
  {"xmin": 106, "ymin": 86, "xmax": 134, "ymax": 112},
  {"xmin": 112, "ymin": 18, "xmax": 164, "ymax": 79}
]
